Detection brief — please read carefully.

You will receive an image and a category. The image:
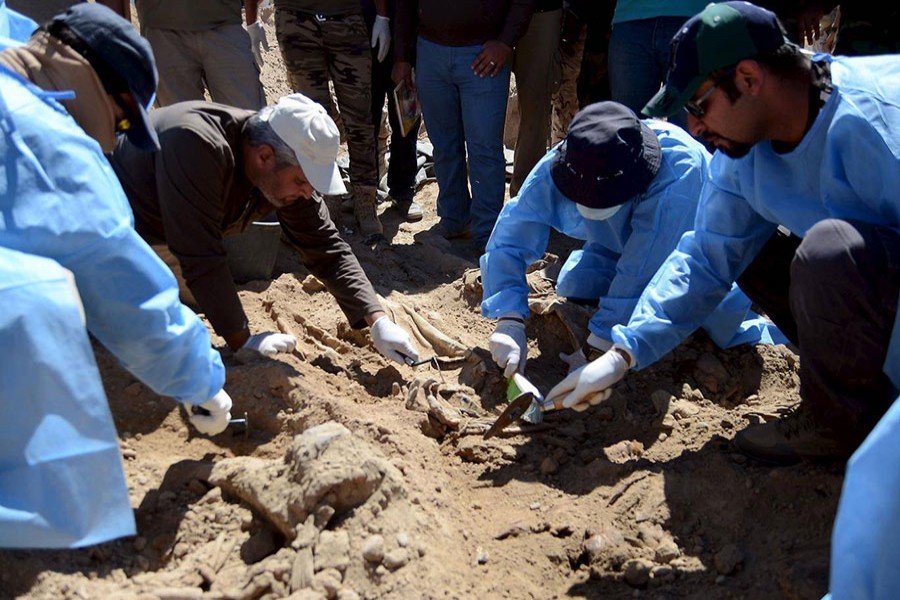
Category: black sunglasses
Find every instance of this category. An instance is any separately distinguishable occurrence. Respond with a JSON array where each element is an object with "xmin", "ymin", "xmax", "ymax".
[{"xmin": 684, "ymin": 68, "xmax": 736, "ymax": 119}]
